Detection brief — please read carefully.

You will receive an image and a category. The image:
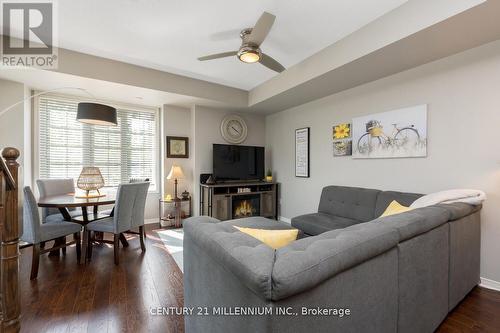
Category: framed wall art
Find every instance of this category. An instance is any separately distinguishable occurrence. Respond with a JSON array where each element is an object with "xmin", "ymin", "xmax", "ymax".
[
  {"xmin": 333, "ymin": 123, "xmax": 352, "ymax": 157},
  {"xmin": 295, "ymin": 127, "xmax": 310, "ymax": 177},
  {"xmin": 352, "ymin": 105, "xmax": 427, "ymax": 159},
  {"xmin": 166, "ymin": 136, "xmax": 189, "ymax": 158}
]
